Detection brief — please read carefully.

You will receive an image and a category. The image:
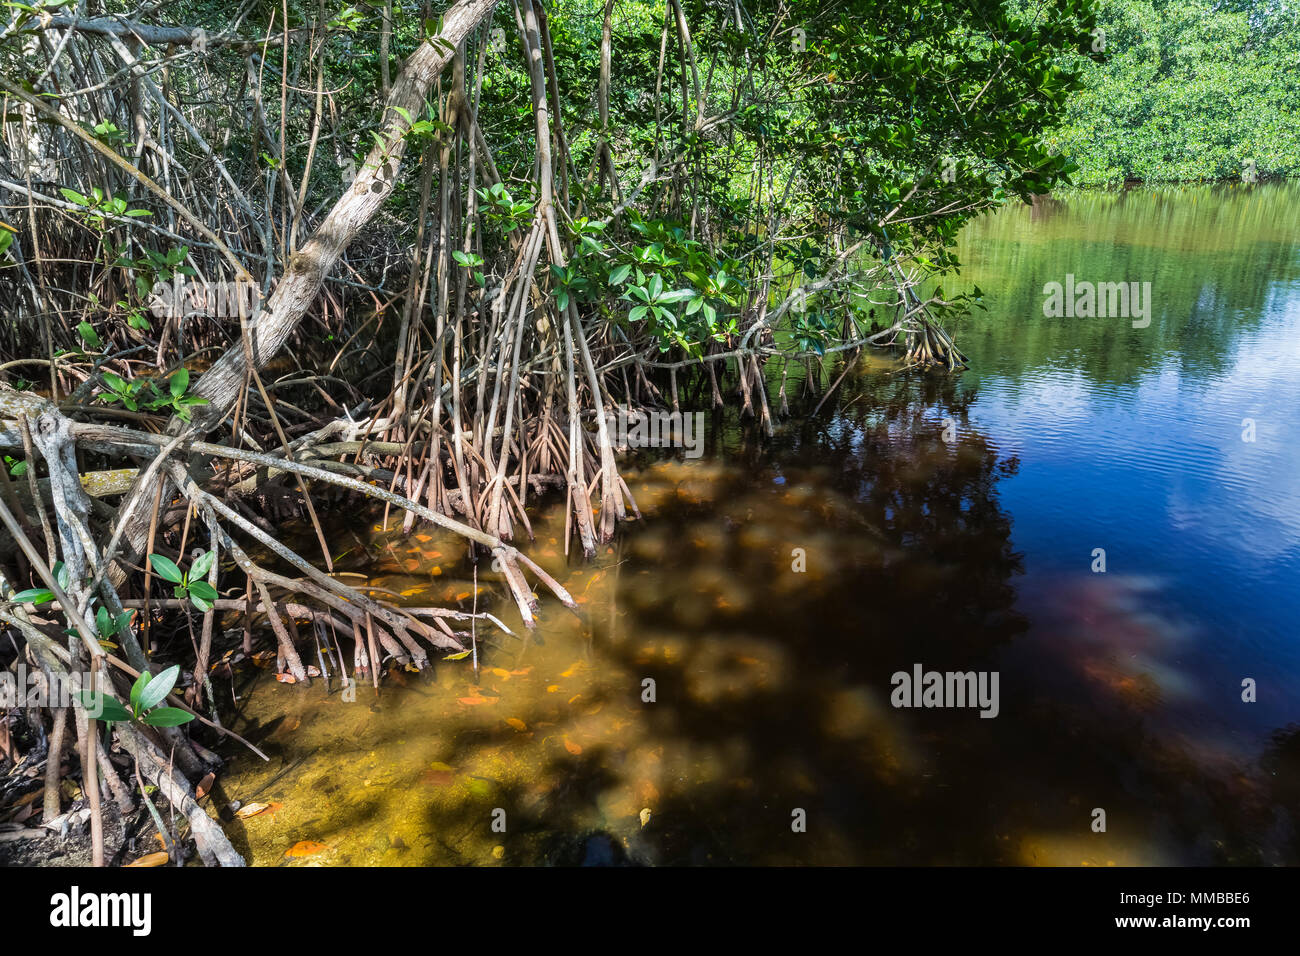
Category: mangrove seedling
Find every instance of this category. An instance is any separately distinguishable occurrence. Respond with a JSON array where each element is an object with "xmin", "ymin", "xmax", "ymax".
[
  {"xmin": 76, "ymin": 664, "xmax": 195, "ymax": 727},
  {"xmin": 149, "ymin": 549, "xmax": 219, "ymax": 612}
]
